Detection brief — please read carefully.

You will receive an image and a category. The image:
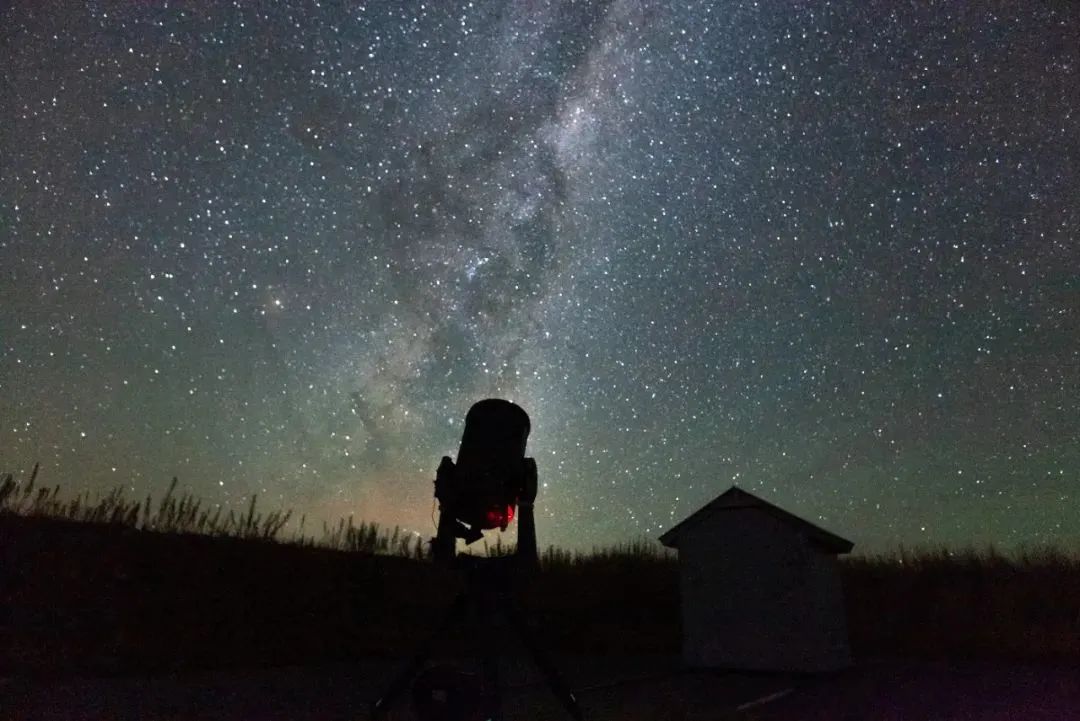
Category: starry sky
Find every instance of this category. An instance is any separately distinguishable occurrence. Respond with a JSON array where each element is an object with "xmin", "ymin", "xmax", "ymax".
[{"xmin": 2, "ymin": 1, "xmax": 1078, "ymax": 553}]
